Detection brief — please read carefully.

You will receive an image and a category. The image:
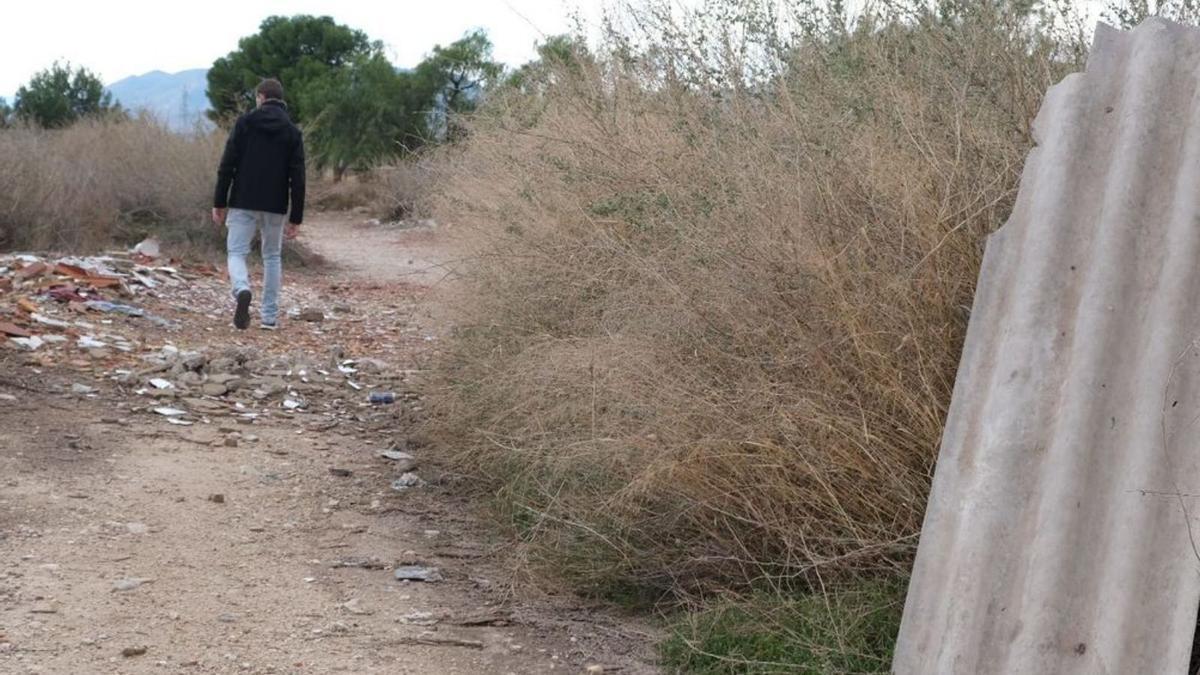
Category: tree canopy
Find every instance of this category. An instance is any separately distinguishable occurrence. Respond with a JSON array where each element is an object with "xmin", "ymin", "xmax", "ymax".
[
  {"xmin": 206, "ymin": 15, "xmax": 376, "ymax": 123},
  {"xmin": 301, "ymin": 54, "xmax": 432, "ymax": 177},
  {"xmin": 208, "ymin": 18, "xmax": 505, "ymax": 172},
  {"xmin": 415, "ymin": 30, "xmax": 504, "ymax": 142},
  {"xmin": 14, "ymin": 62, "xmax": 120, "ymax": 128}
]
